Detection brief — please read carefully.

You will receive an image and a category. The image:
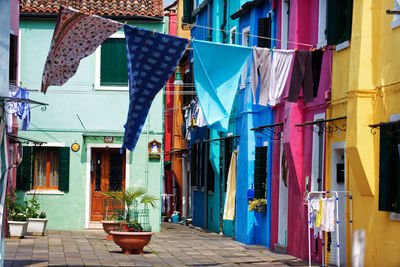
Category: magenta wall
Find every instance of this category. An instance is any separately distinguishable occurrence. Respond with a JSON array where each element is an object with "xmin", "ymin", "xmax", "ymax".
[
  {"xmin": 271, "ymin": 0, "xmax": 332, "ymax": 263},
  {"xmin": 10, "ymin": 0, "xmax": 19, "ymax": 35}
]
